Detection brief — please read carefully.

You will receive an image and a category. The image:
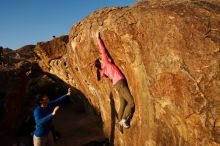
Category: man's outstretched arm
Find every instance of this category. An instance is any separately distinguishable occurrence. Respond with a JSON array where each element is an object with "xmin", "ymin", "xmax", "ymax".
[
  {"xmin": 50, "ymin": 88, "xmax": 71, "ymax": 106},
  {"xmin": 34, "ymin": 106, "xmax": 59, "ymax": 126}
]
